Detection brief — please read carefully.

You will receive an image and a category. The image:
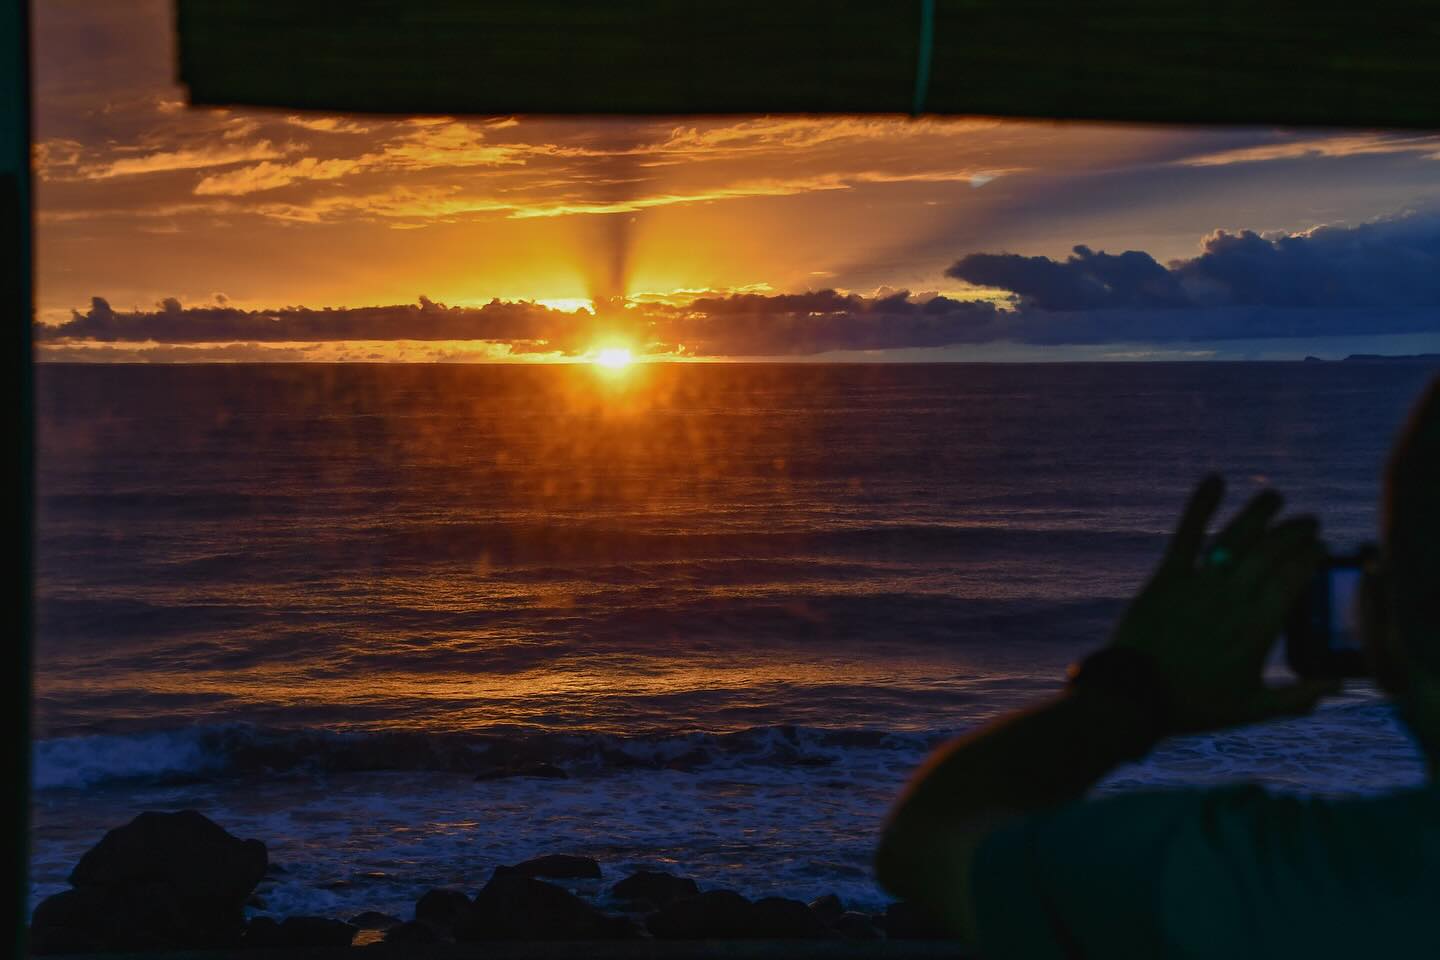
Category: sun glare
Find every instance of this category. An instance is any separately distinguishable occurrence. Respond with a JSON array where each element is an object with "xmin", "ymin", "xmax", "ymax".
[{"xmin": 594, "ymin": 347, "xmax": 634, "ymax": 369}]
